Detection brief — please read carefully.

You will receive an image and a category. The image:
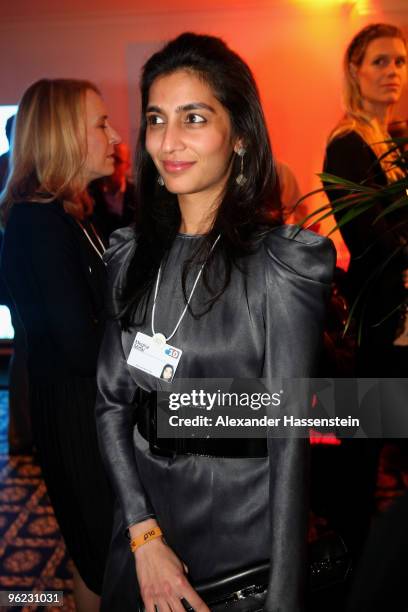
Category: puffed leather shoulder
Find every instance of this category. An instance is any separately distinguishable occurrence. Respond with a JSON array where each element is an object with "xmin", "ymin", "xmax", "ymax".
[
  {"xmin": 263, "ymin": 224, "xmax": 336, "ymax": 285},
  {"xmin": 103, "ymin": 226, "xmax": 138, "ymax": 279},
  {"xmin": 103, "ymin": 226, "xmax": 137, "ymax": 267},
  {"xmin": 103, "ymin": 226, "xmax": 138, "ymax": 314}
]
